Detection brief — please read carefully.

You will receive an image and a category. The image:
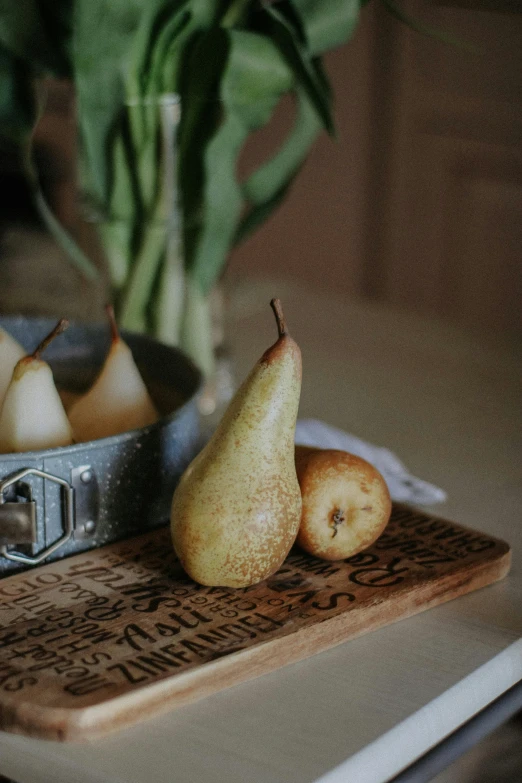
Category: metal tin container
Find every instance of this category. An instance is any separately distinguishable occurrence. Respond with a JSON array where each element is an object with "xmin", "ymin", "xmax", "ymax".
[{"xmin": 0, "ymin": 316, "xmax": 202, "ymax": 575}]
